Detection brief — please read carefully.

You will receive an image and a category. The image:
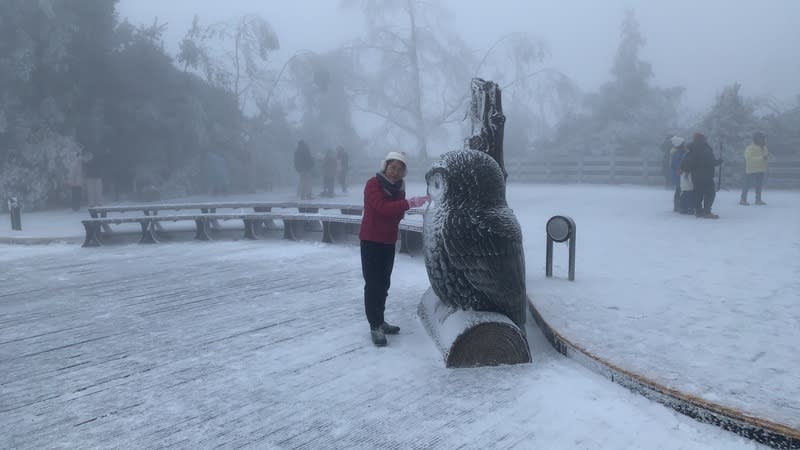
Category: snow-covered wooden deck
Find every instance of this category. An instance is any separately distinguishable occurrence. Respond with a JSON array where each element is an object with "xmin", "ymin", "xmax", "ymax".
[{"xmin": 0, "ymin": 240, "xmax": 761, "ymax": 449}]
